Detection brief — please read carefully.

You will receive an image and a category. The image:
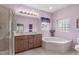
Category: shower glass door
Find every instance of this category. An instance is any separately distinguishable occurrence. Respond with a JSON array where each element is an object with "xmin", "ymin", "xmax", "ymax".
[{"xmin": 0, "ymin": 5, "xmax": 14, "ymax": 55}]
